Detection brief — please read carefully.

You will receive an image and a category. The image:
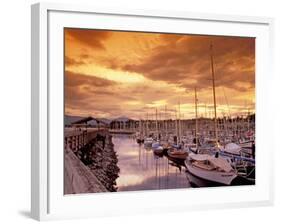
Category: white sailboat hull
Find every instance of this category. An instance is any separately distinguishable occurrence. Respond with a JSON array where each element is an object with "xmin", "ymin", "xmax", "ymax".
[{"xmin": 185, "ymin": 160, "xmax": 237, "ymax": 185}]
